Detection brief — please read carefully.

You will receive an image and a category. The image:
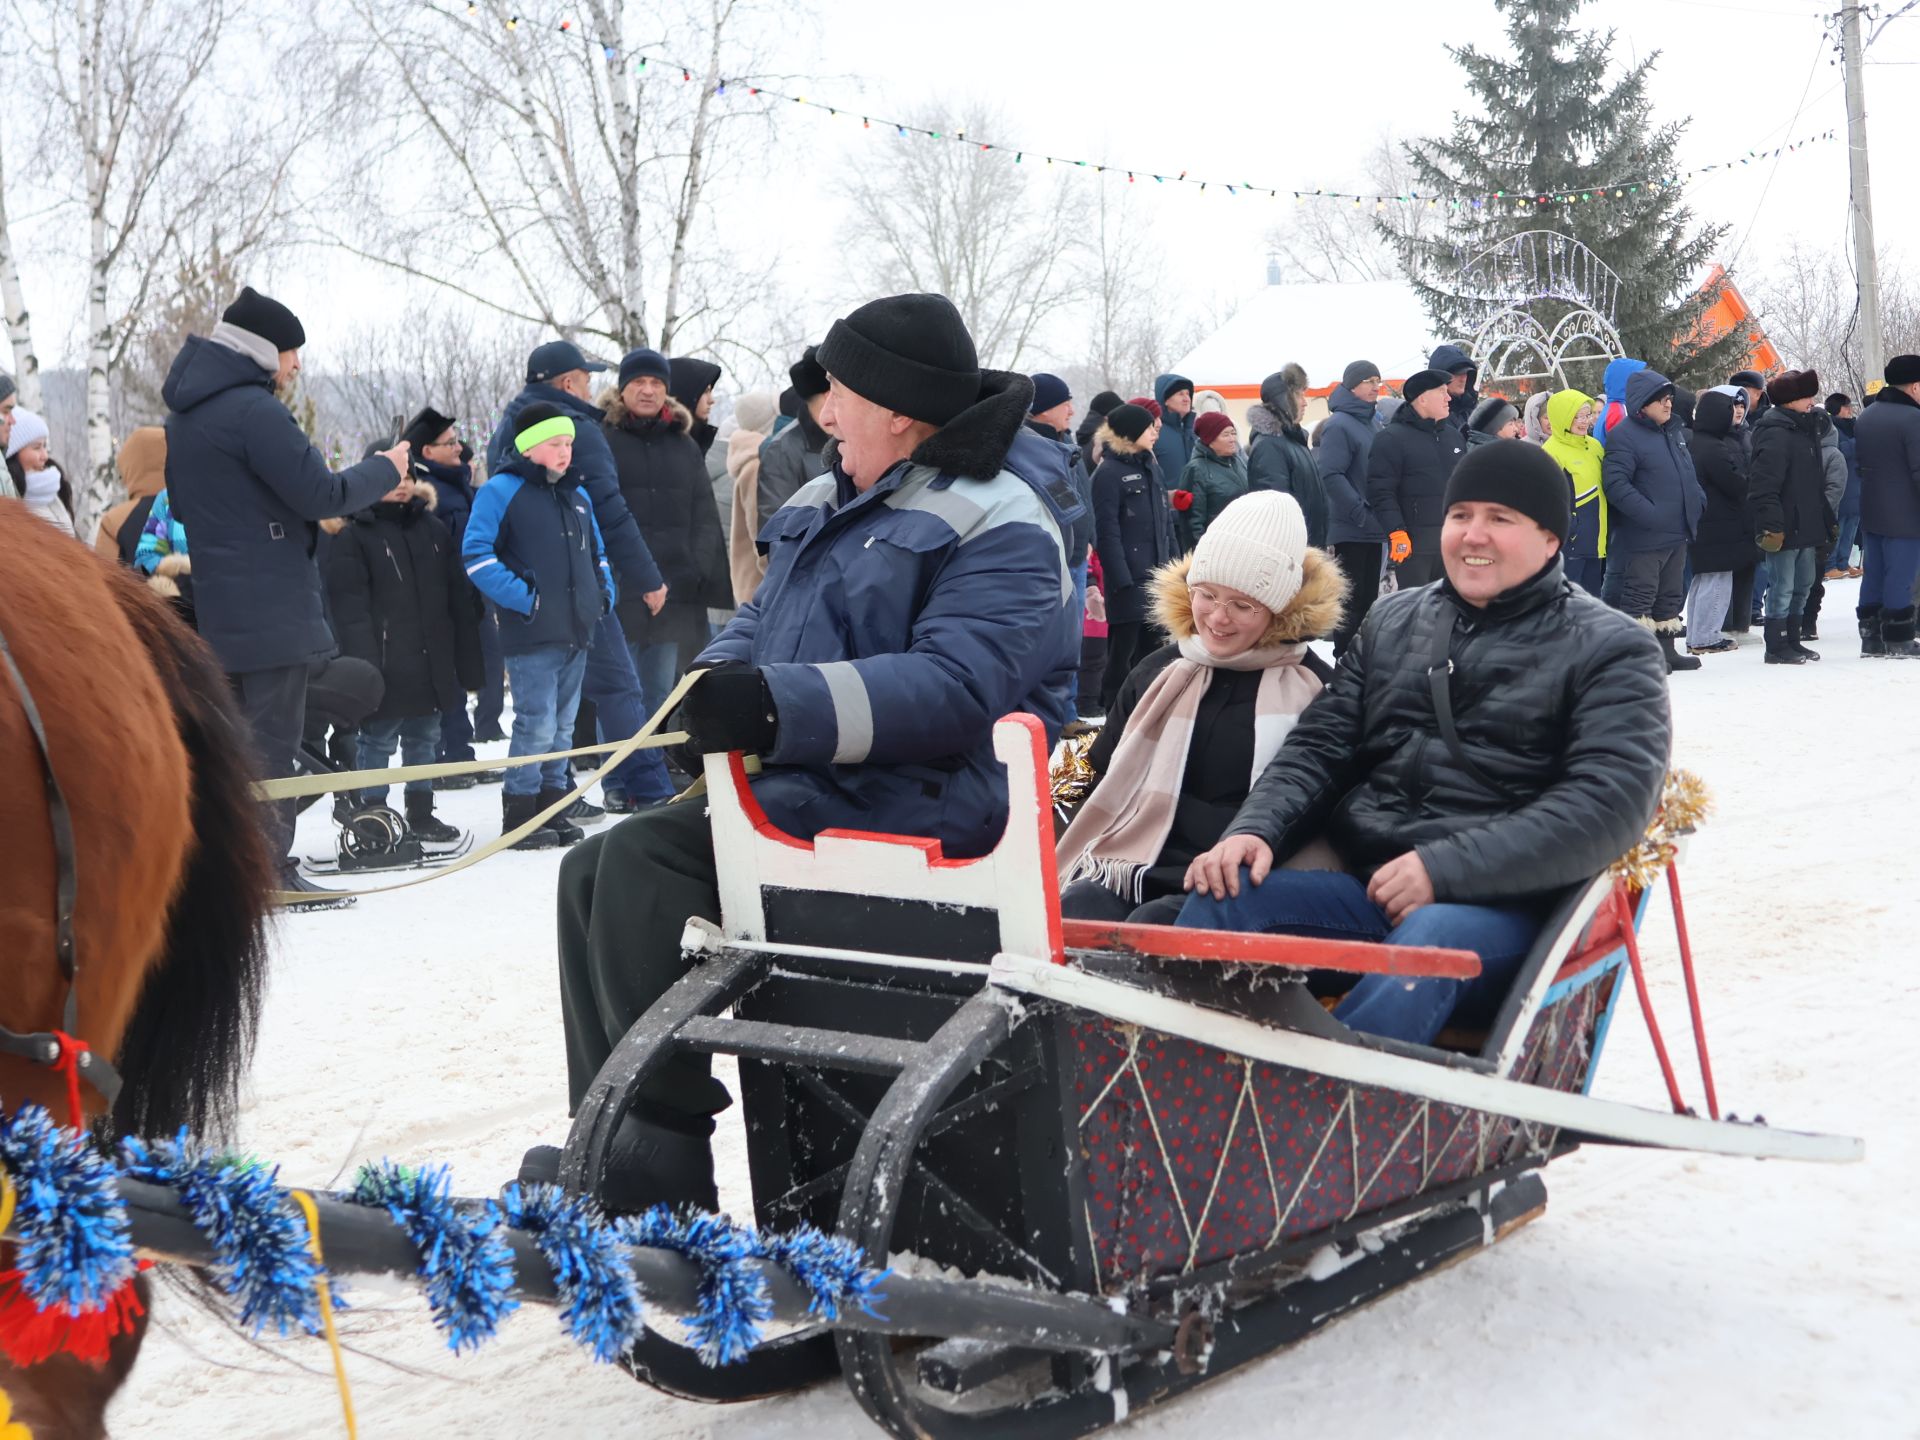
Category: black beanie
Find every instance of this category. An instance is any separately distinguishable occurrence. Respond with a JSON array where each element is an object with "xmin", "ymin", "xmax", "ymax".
[
  {"xmin": 1885, "ymin": 354, "xmax": 1920, "ymax": 387},
  {"xmin": 1468, "ymin": 396, "xmax": 1519, "ymax": 434},
  {"xmin": 222, "ymin": 286, "xmax": 305, "ymax": 352},
  {"xmin": 1443, "ymin": 440, "xmax": 1571, "ymax": 542},
  {"xmin": 1105, "ymin": 403, "xmax": 1153, "ymax": 444},
  {"xmin": 817, "ymin": 293, "xmax": 982, "ymax": 425},
  {"xmin": 1087, "ymin": 390, "xmax": 1123, "ymax": 417},
  {"xmin": 668, "ymin": 356, "xmax": 723, "ymax": 412},
  {"xmin": 789, "ymin": 345, "xmax": 830, "ymax": 400},
  {"xmin": 1403, "ymin": 368, "xmax": 1452, "ymax": 404}
]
